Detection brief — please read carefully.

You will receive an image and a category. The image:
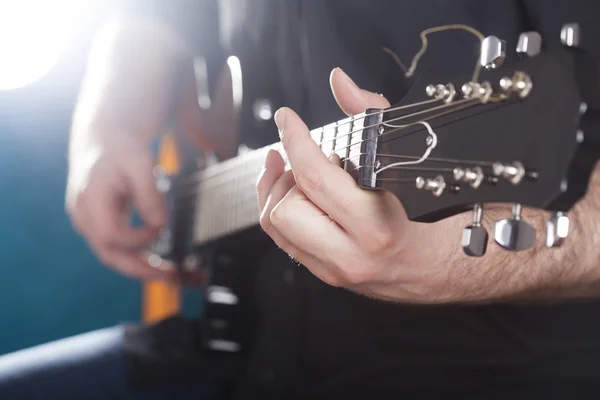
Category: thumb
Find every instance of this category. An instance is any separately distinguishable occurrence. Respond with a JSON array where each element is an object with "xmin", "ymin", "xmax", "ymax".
[{"xmin": 330, "ymin": 68, "xmax": 390, "ymax": 115}]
